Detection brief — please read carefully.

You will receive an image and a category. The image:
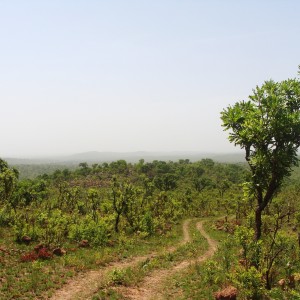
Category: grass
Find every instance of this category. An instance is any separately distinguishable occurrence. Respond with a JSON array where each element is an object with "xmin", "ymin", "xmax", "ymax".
[
  {"xmin": 0, "ymin": 217, "xmax": 234, "ymax": 299},
  {"xmin": 91, "ymin": 219, "xmax": 209, "ymax": 298},
  {"xmin": 91, "ymin": 288, "xmax": 126, "ymax": 300},
  {"xmin": 0, "ymin": 220, "xmax": 184, "ymax": 299},
  {"xmin": 160, "ymin": 218, "xmax": 230, "ymax": 300},
  {"xmin": 160, "ymin": 217, "xmax": 300, "ymax": 300}
]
